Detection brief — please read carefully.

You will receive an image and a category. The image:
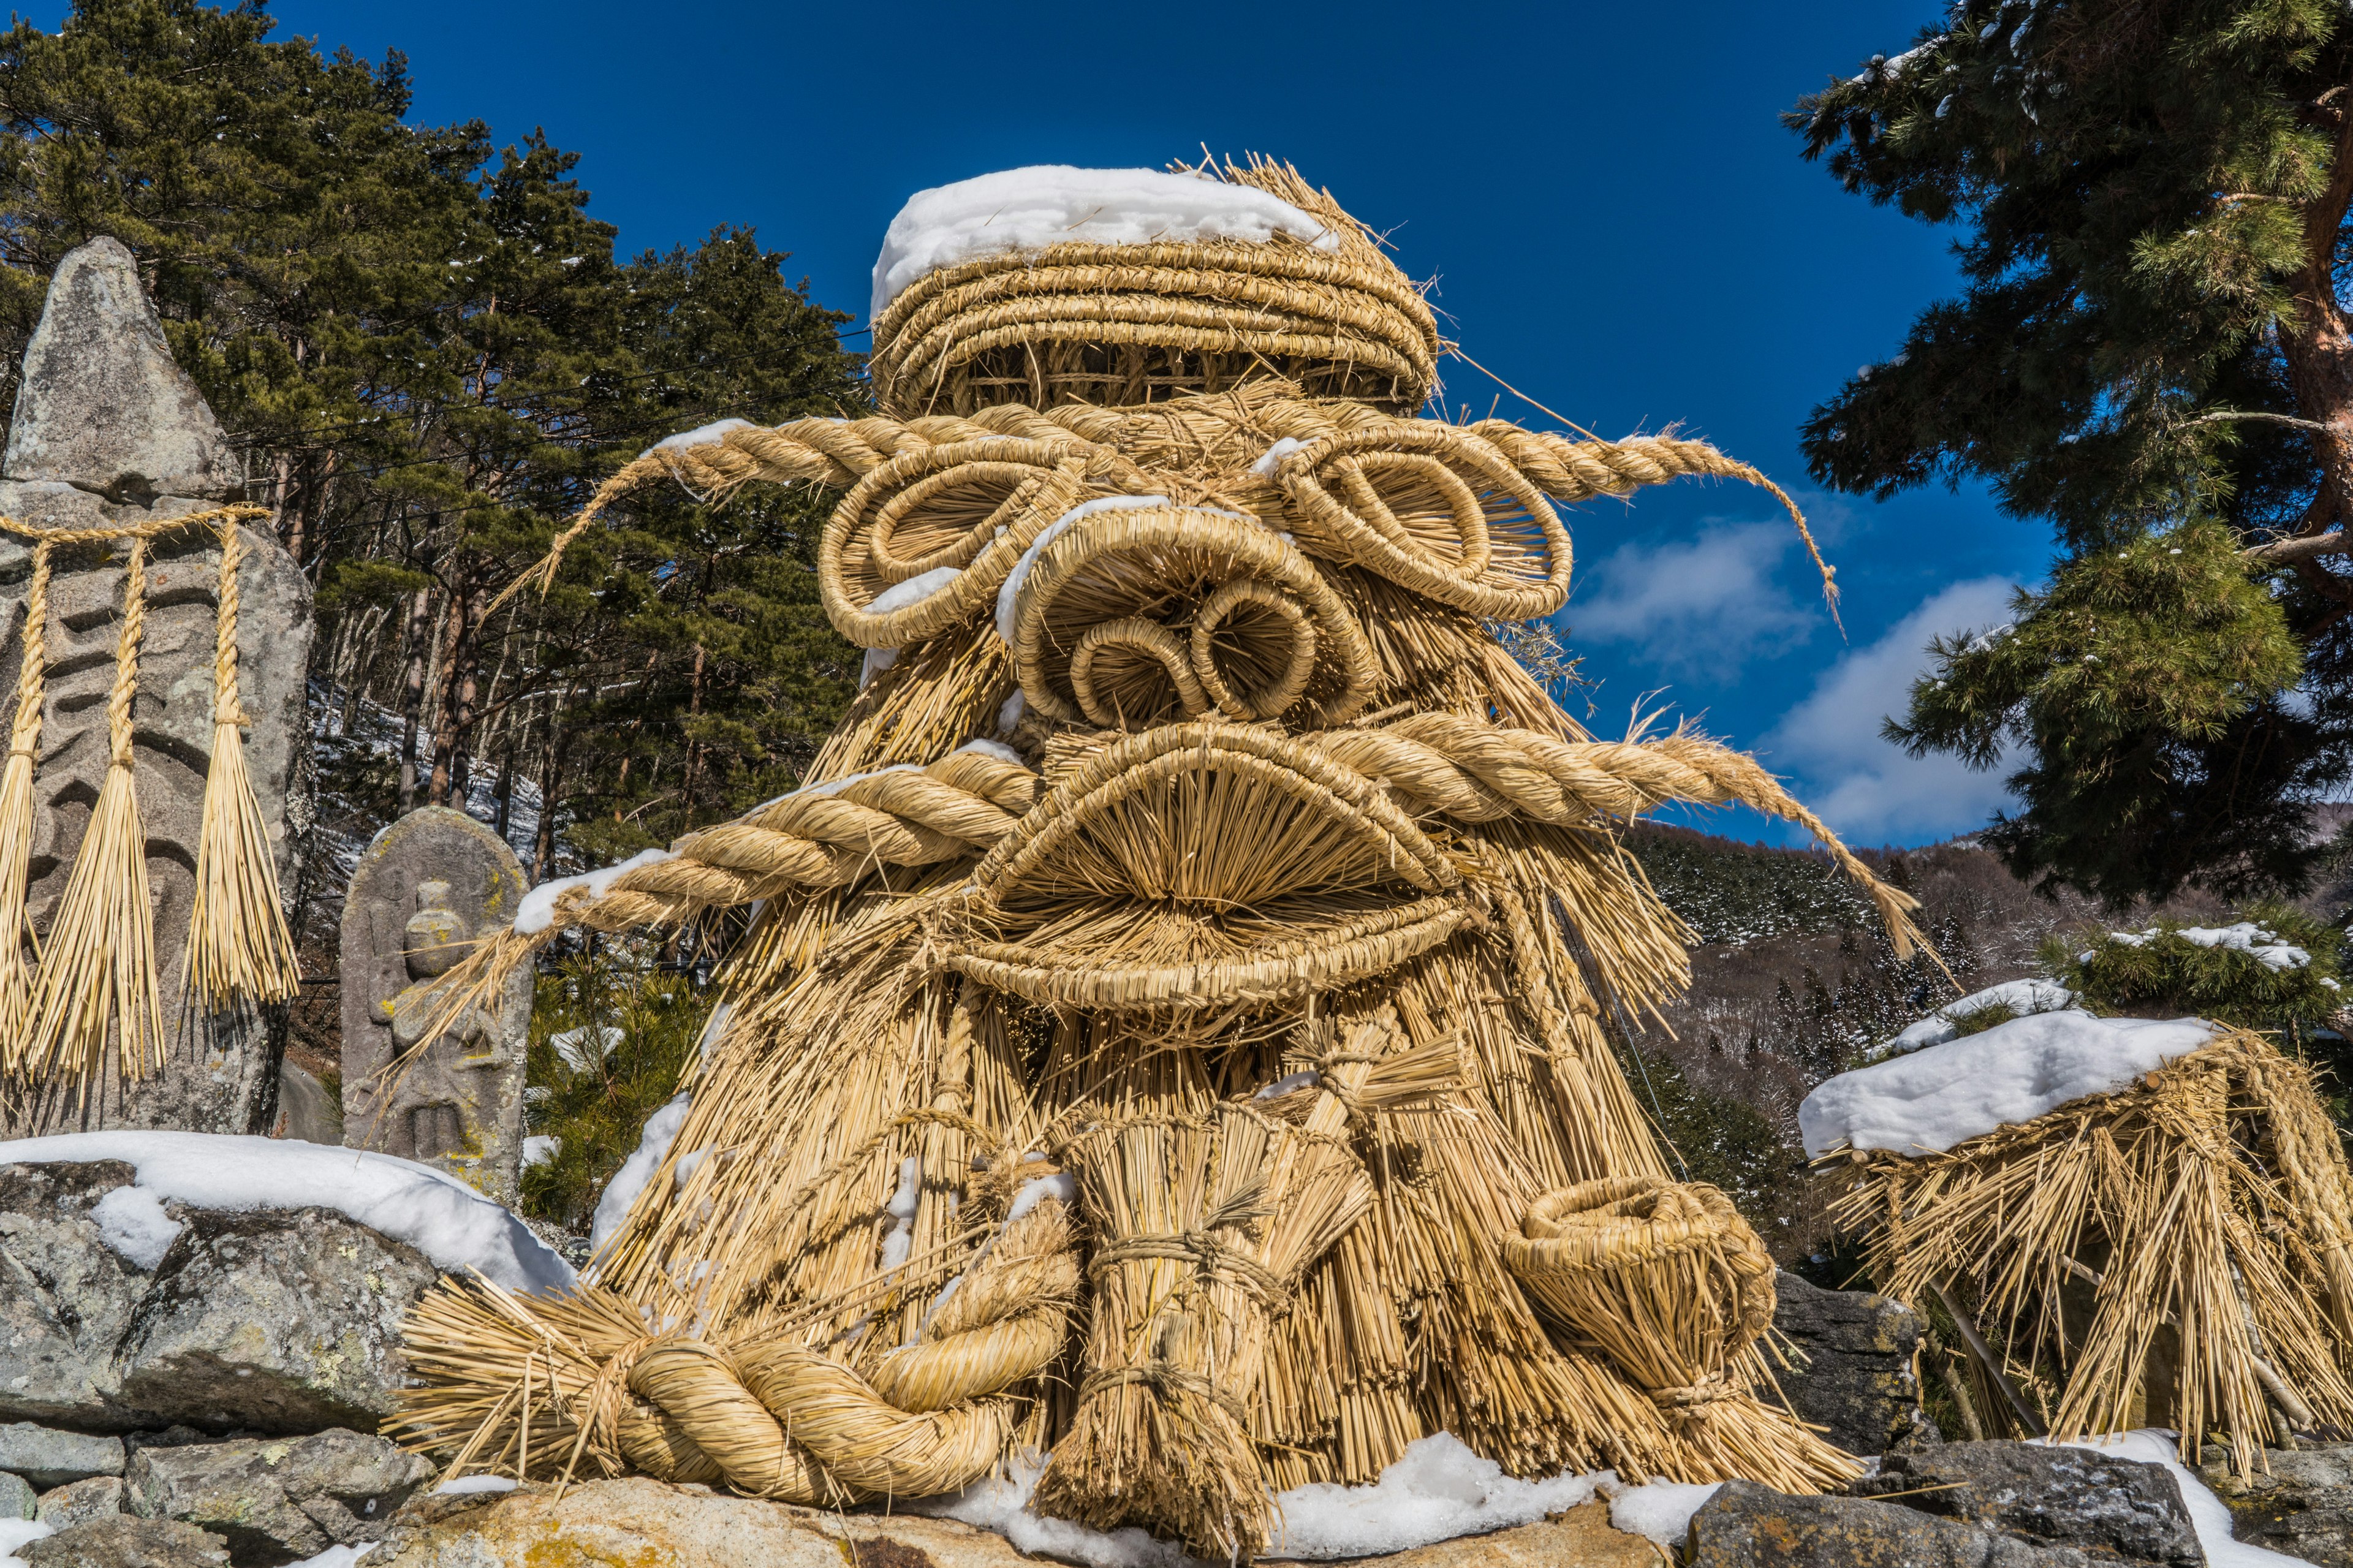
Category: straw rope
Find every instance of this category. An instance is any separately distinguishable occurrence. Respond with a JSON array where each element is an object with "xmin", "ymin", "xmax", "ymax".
[{"xmin": 186, "ymin": 518, "xmax": 301, "ymax": 1010}]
